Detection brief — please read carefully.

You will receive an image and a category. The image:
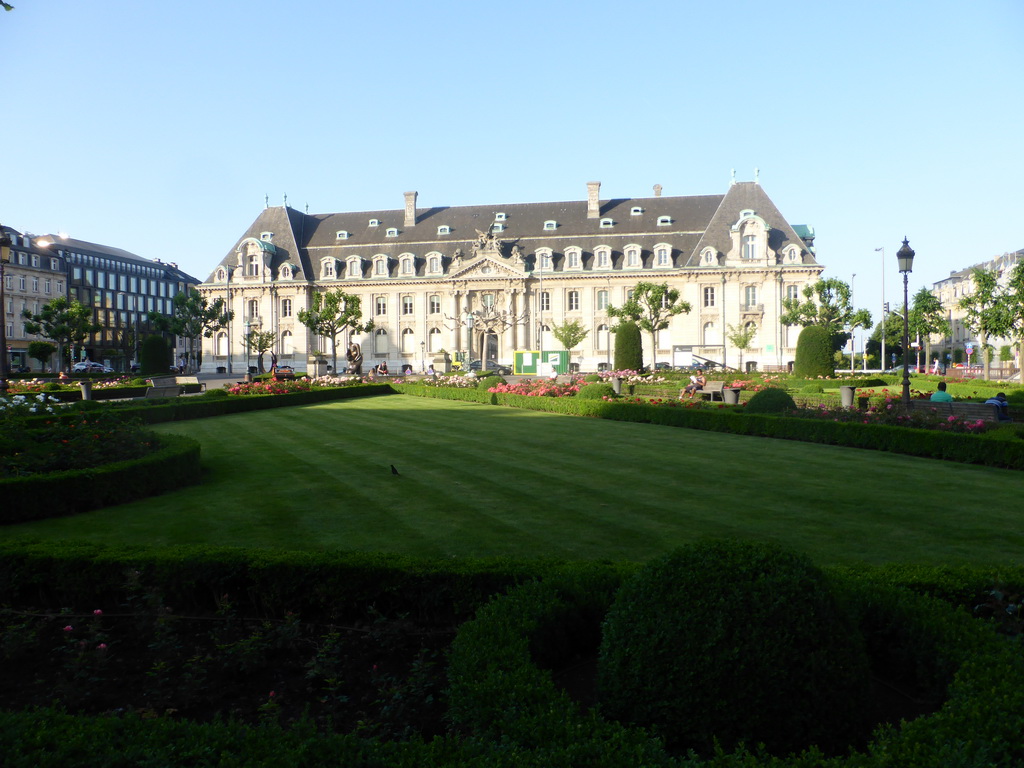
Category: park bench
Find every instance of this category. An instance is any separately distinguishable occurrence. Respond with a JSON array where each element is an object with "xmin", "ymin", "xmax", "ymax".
[
  {"xmin": 907, "ymin": 400, "xmax": 1006, "ymax": 422},
  {"xmin": 144, "ymin": 384, "xmax": 182, "ymax": 399},
  {"xmin": 700, "ymin": 381, "xmax": 727, "ymax": 401},
  {"xmin": 176, "ymin": 375, "xmax": 206, "ymax": 392}
]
